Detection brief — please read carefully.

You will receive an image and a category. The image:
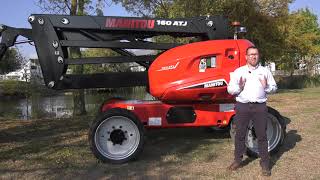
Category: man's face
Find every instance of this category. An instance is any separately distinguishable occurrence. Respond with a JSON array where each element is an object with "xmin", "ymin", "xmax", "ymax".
[{"xmin": 246, "ymin": 48, "xmax": 259, "ymax": 67}]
